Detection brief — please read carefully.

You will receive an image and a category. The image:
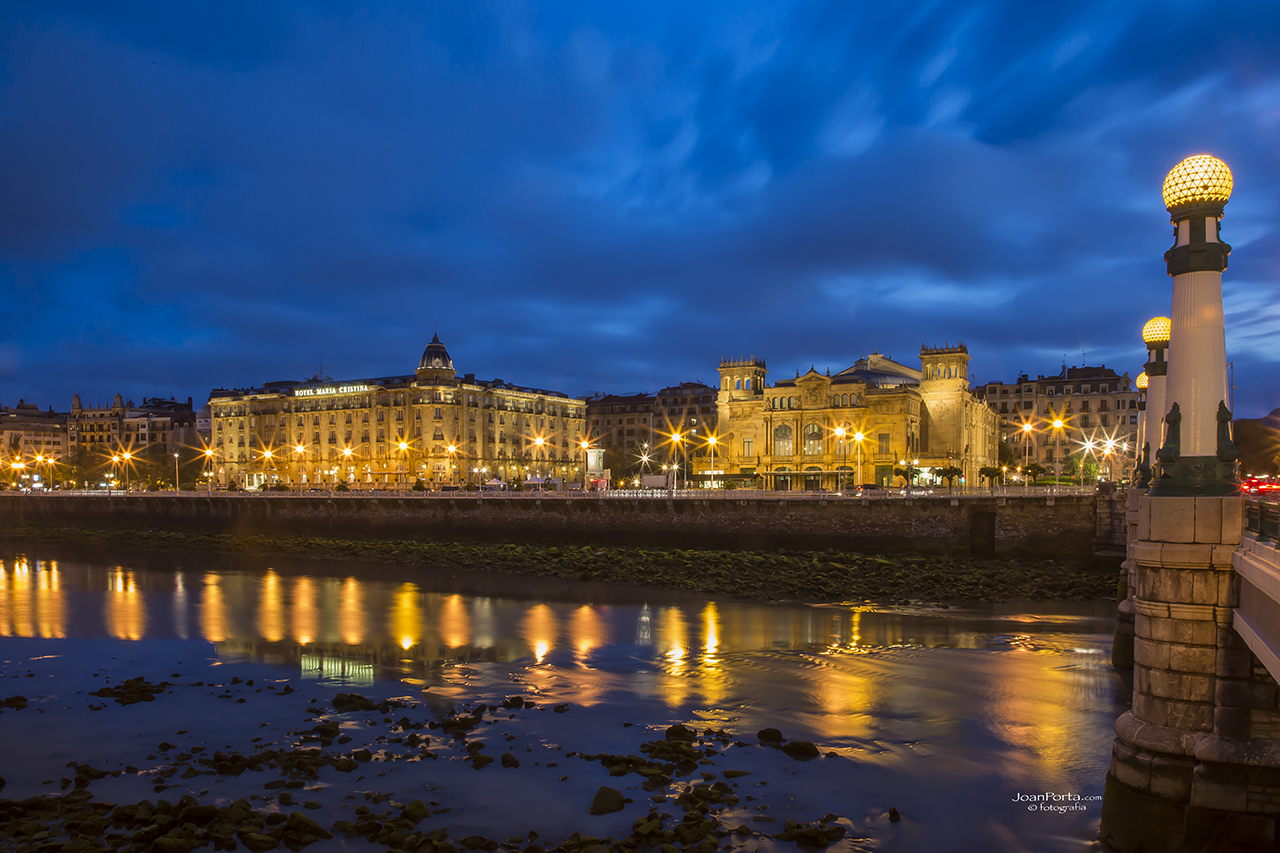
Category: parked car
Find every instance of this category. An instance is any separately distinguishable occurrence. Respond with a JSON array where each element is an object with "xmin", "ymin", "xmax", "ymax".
[{"xmin": 440, "ymin": 485, "xmax": 461, "ymax": 492}]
